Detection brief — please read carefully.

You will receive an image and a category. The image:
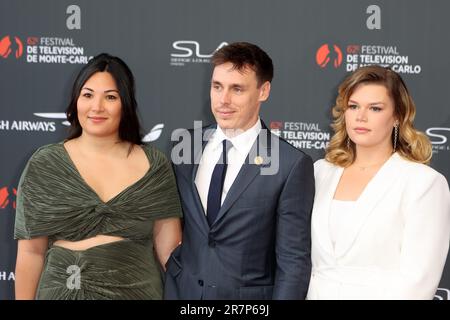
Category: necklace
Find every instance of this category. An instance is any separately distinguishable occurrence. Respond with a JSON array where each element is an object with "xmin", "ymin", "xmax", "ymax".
[
  {"xmin": 353, "ymin": 155, "xmax": 392, "ymax": 171},
  {"xmin": 355, "ymin": 162, "xmax": 384, "ymax": 171}
]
